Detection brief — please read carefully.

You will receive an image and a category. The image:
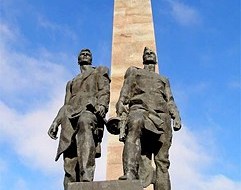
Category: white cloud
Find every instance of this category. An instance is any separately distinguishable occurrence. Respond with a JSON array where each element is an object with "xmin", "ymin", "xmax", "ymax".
[
  {"xmin": 13, "ymin": 178, "xmax": 28, "ymax": 190},
  {"xmin": 0, "ymin": 22, "xmax": 71, "ymax": 95},
  {"xmin": 0, "ymin": 22, "xmax": 69, "ymax": 175},
  {"xmin": 0, "ymin": 82, "xmax": 65, "ymax": 172},
  {"xmin": 0, "ymin": 23, "xmax": 16, "ymax": 42},
  {"xmin": 170, "ymin": 126, "xmax": 241, "ymax": 190},
  {"xmin": 166, "ymin": 0, "xmax": 201, "ymax": 26},
  {"xmin": 205, "ymin": 175, "xmax": 241, "ymax": 190},
  {"xmin": 0, "ymin": 50, "xmax": 66, "ymax": 94},
  {"xmin": 0, "ymin": 21, "xmax": 108, "ymax": 183},
  {"xmin": 0, "ymin": 96, "xmax": 108, "ymax": 184}
]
